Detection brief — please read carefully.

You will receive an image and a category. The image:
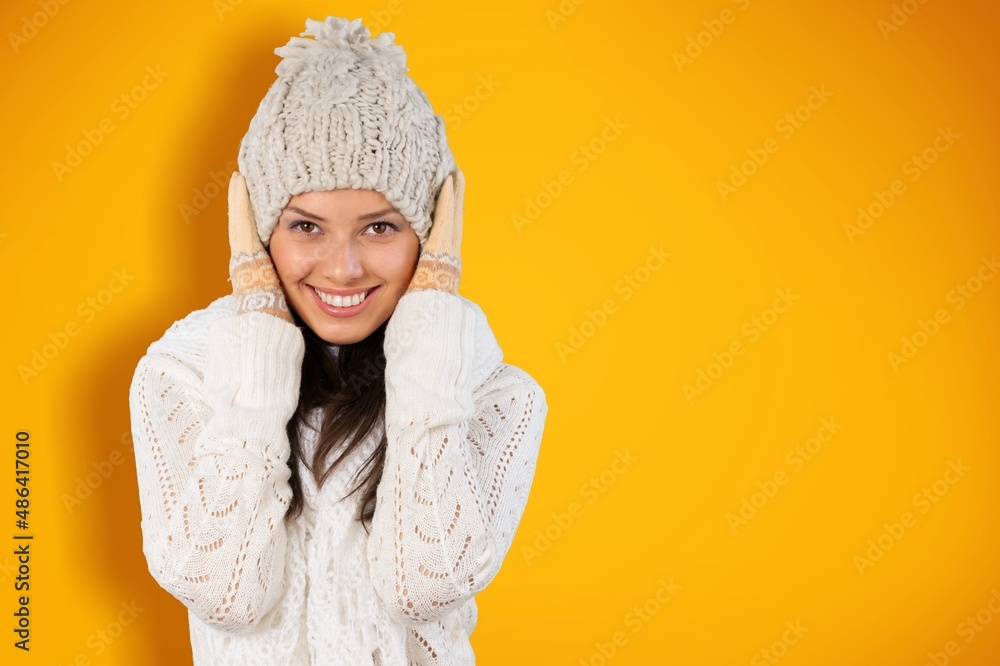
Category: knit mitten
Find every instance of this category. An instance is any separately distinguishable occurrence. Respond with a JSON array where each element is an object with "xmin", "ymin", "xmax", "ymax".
[
  {"xmin": 407, "ymin": 168, "xmax": 464, "ymax": 295},
  {"xmin": 228, "ymin": 173, "xmax": 293, "ymax": 322}
]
